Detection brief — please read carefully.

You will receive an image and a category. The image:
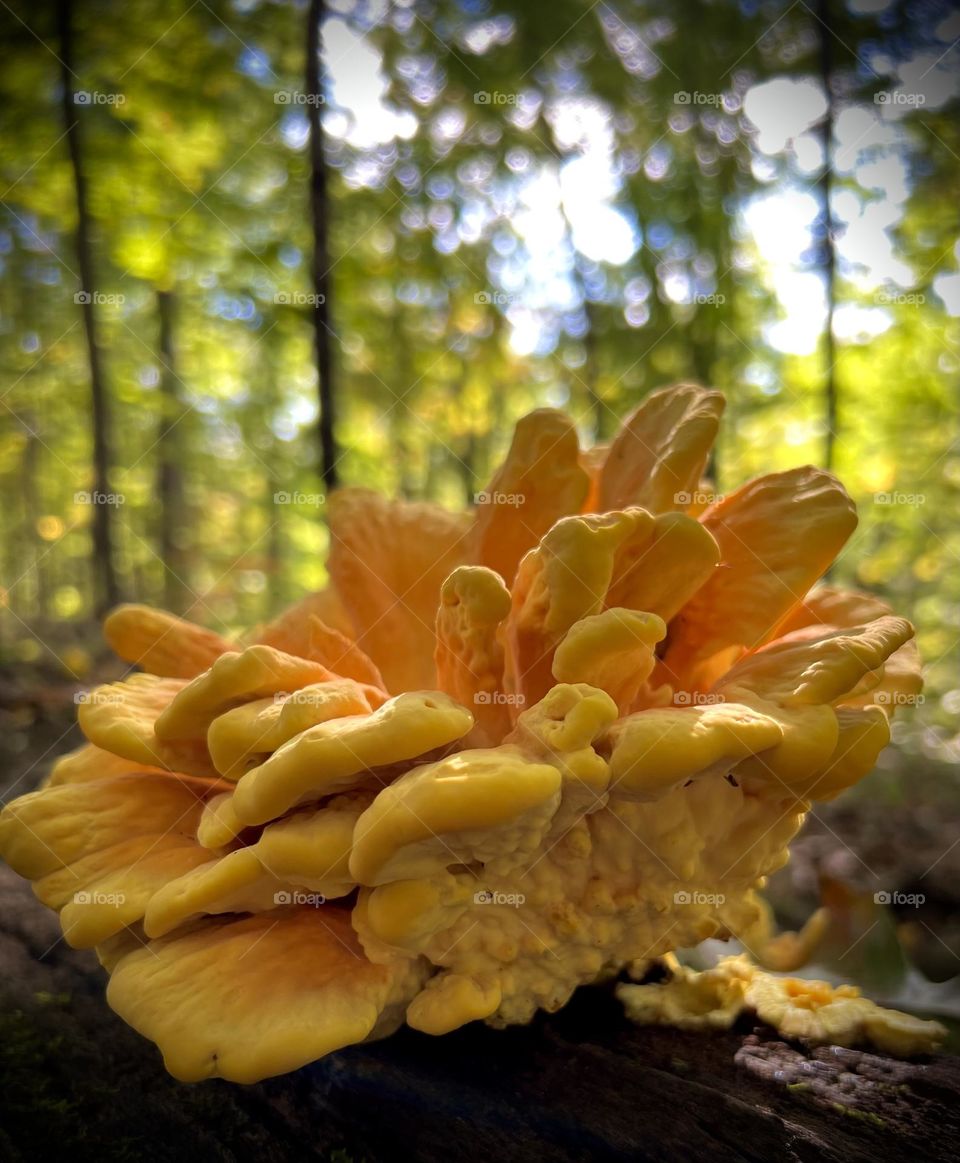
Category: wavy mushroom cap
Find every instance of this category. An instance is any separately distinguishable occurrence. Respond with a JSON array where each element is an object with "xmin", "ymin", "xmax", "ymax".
[{"xmin": 0, "ymin": 384, "xmax": 941, "ymax": 1082}]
